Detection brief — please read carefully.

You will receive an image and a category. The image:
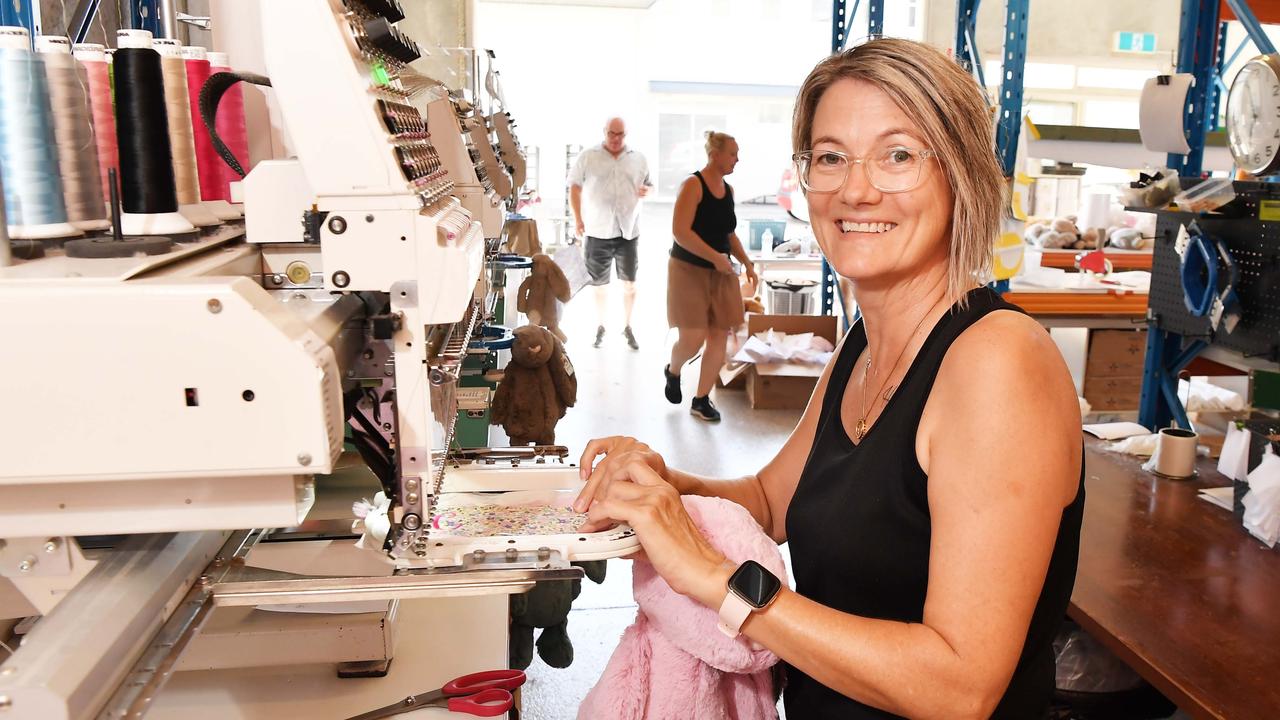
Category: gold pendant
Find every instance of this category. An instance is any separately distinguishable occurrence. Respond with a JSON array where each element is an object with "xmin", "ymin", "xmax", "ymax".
[{"xmin": 854, "ymin": 417, "xmax": 868, "ymax": 441}]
